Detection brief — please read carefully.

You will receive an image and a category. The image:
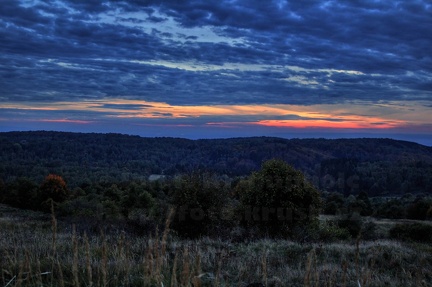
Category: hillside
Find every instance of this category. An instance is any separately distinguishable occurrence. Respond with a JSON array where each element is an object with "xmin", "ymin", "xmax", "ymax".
[{"xmin": 1, "ymin": 131, "xmax": 432, "ymax": 195}]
